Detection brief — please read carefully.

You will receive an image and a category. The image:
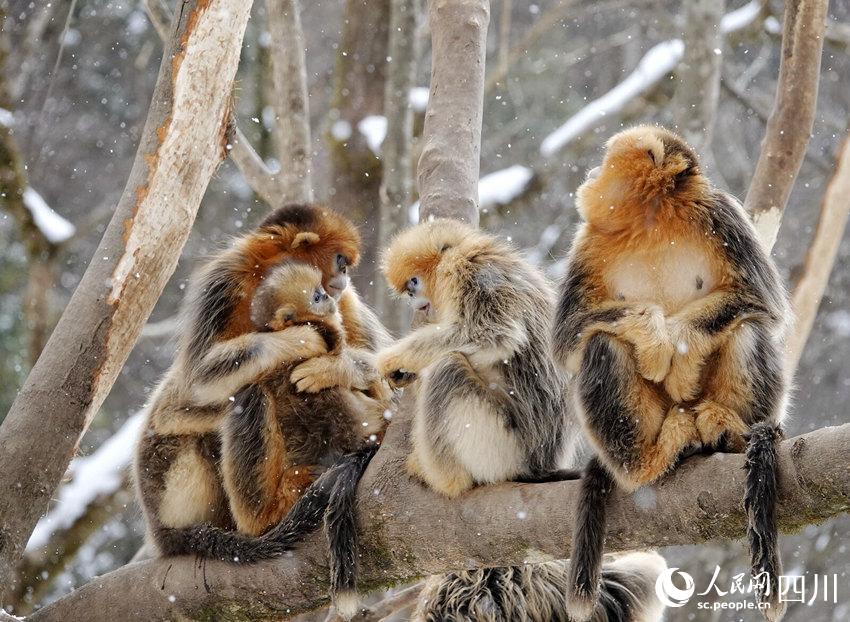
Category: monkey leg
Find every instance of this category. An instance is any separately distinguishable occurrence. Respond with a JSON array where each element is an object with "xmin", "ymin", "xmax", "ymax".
[
  {"xmin": 408, "ymin": 351, "xmax": 519, "ymax": 498},
  {"xmin": 695, "ymin": 322, "xmax": 786, "ymax": 452},
  {"xmin": 577, "ymin": 333, "xmax": 699, "ymax": 490},
  {"xmin": 222, "ymin": 384, "xmax": 315, "ymax": 536}
]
